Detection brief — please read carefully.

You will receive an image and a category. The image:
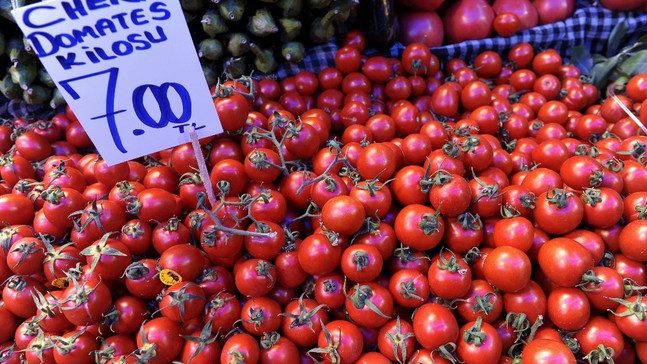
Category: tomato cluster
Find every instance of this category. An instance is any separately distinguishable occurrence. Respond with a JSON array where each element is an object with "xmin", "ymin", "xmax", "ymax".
[
  {"xmin": 1, "ymin": 33, "xmax": 647, "ymax": 364},
  {"xmin": 398, "ymin": 0, "xmax": 647, "ymax": 47}
]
